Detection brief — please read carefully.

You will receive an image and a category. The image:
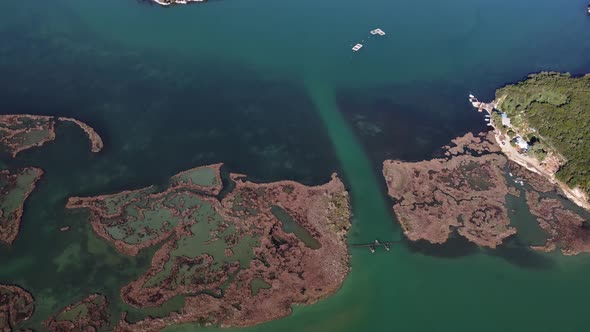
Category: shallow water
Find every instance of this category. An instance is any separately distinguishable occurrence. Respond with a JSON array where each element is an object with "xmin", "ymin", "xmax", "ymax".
[
  {"xmin": 272, "ymin": 205, "xmax": 321, "ymax": 249},
  {"xmin": 1, "ymin": 0, "xmax": 590, "ymax": 331}
]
